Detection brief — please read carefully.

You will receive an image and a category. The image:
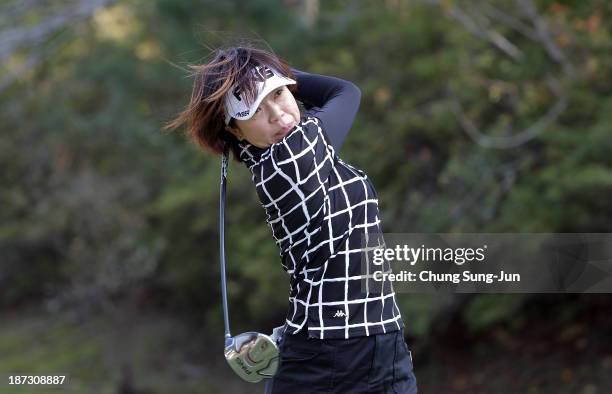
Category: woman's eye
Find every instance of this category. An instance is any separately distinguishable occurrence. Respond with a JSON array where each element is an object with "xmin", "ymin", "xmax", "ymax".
[
  {"xmin": 275, "ymin": 88, "xmax": 283, "ymax": 96},
  {"xmin": 250, "ymin": 107, "xmax": 261, "ymax": 118}
]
